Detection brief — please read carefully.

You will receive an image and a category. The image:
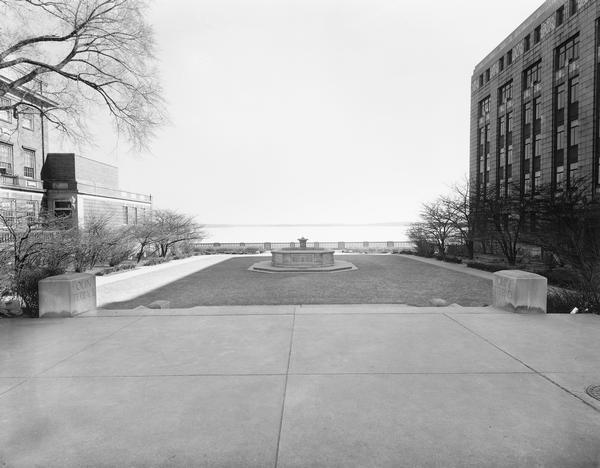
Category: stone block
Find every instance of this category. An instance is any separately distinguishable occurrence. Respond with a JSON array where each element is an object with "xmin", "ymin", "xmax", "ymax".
[
  {"xmin": 39, "ymin": 273, "xmax": 97, "ymax": 318},
  {"xmin": 493, "ymin": 270, "xmax": 547, "ymax": 314}
]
